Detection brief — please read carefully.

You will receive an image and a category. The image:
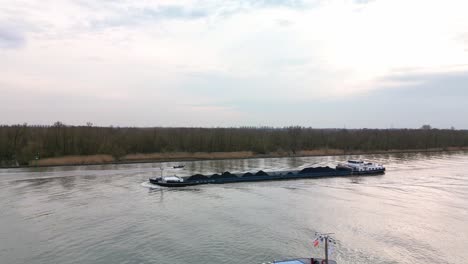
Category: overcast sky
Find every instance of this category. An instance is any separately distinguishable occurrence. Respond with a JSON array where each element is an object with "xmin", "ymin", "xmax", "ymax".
[{"xmin": 1, "ymin": 0, "xmax": 468, "ymax": 128}]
